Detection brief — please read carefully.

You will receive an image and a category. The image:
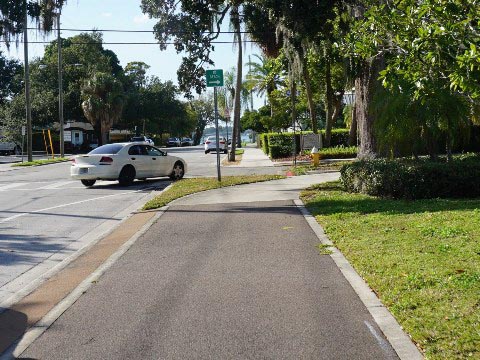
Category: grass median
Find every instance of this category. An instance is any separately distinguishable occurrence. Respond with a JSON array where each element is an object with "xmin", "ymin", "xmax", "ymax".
[
  {"xmin": 301, "ymin": 181, "xmax": 480, "ymax": 359},
  {"xmin": 12, "ymin": 158, "xmax": 70, "ymax": 167},
  {"xmin": 143, "ymin": 175, "xmax": 285, "ymax": 210}
]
